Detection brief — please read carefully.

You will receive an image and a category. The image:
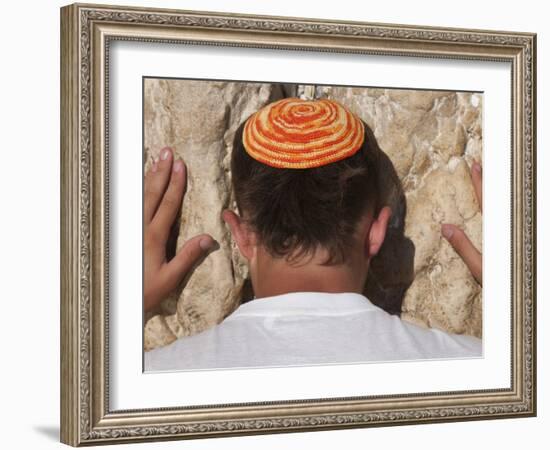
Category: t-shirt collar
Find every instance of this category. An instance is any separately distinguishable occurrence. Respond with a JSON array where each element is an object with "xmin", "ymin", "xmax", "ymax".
[{"xmin": 228, "ymin": 291, "xmax": 381, "ymax": 318}]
